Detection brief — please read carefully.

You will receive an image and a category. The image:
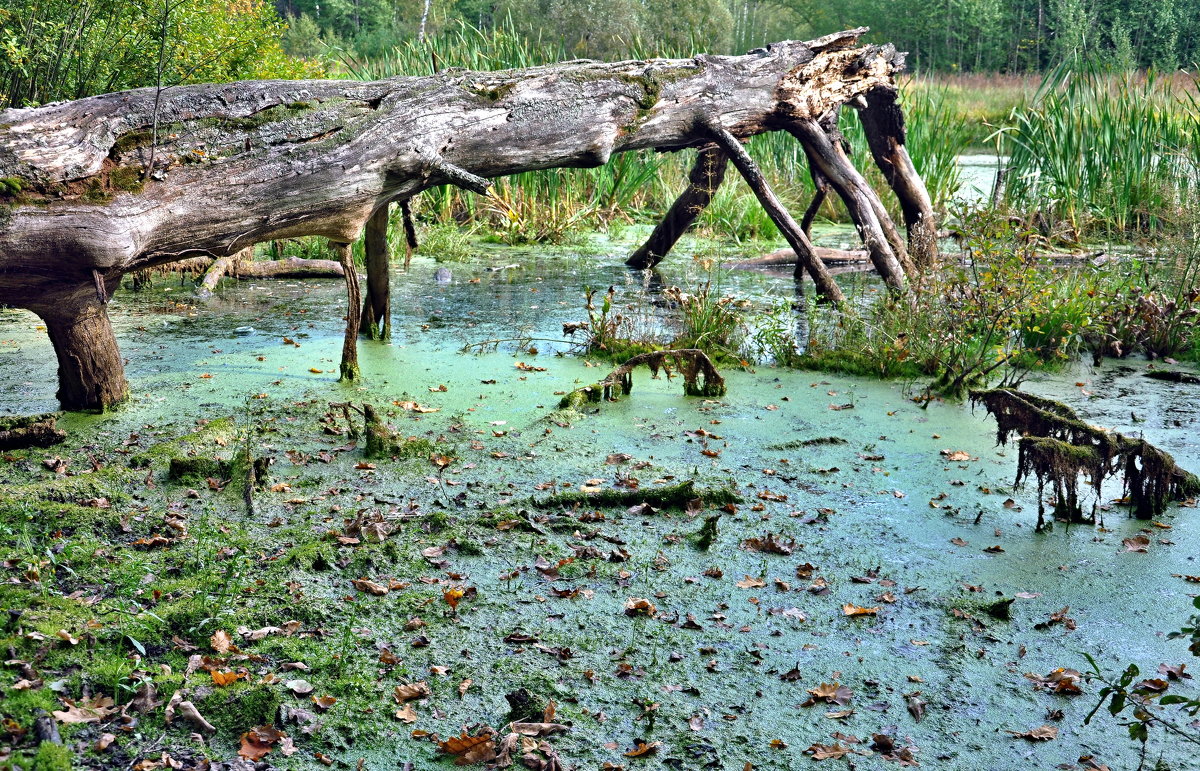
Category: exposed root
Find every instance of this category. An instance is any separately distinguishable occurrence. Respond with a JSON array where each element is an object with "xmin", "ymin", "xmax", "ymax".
[
  {"xmin": 531, "ymin": 480, "xmax": 741, "ymax": 510},
  {"xmin": 331, "ymin": 402, "xmax": 435, "ymax": 460},
  {"xmin": 558, "ymin": 349, "xmax": 725, "ymax": 409},
  {"xmin": 972, "ymin": 388, "xmax": 1200, "ymax": 525}
]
